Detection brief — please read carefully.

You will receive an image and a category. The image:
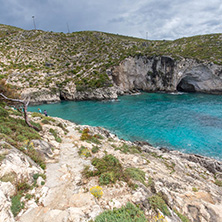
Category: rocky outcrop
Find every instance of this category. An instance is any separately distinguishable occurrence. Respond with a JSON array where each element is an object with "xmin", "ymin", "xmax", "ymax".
[
  {"xmin": 111, "ymin": 56, "xmax": 222, "ymax": 93},
  {"xmin": 21, "ymin": 86, "xmax": 119, "ymax": 105},
  {"xmin": 21, "ymin": 88, "xmax": 60, "ymax": 105}
]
